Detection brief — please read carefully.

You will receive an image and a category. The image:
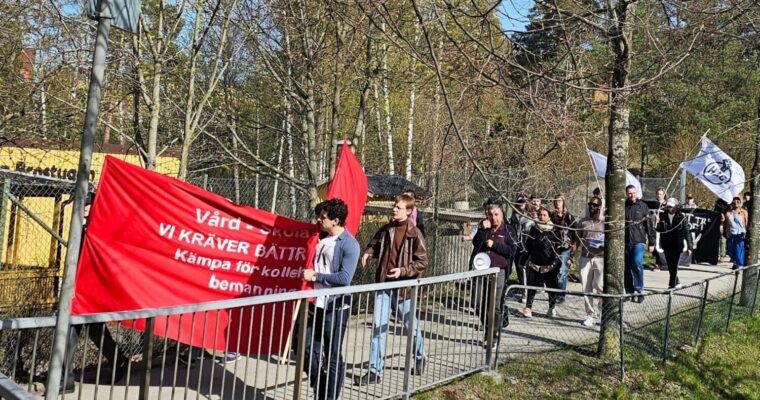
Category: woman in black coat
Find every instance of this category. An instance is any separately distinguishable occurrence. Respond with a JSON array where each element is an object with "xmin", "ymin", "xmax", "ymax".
[
  {"xmin": 521, "ymin": 207, "xmax": 563, "ymax": 318},
  {"xmin": 657, "ymin": 198, "xmax": 694, "ymax": 288}
]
